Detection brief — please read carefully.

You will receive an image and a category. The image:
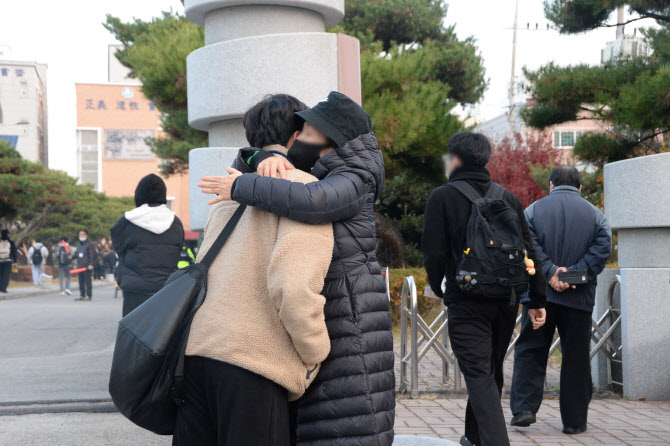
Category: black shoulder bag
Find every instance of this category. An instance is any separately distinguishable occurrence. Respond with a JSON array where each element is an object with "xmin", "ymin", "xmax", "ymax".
[{"xmin": 109, "ymin": 204, "xmax": 246, "ymax": 435}]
